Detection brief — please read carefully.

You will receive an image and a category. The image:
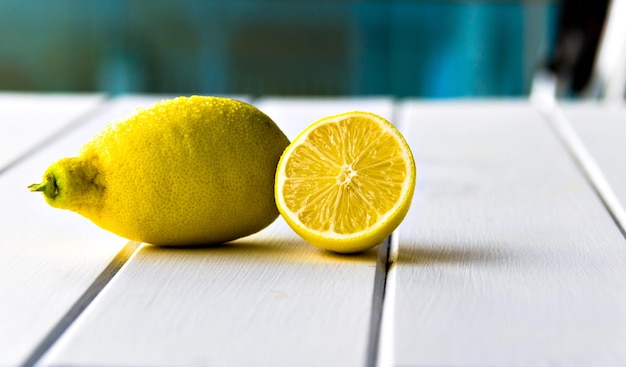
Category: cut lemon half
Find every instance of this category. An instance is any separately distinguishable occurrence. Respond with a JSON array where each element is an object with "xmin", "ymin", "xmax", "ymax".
[{"xmin": 275, "ymin": 111, "xmax": 416, "ymax": 253}]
